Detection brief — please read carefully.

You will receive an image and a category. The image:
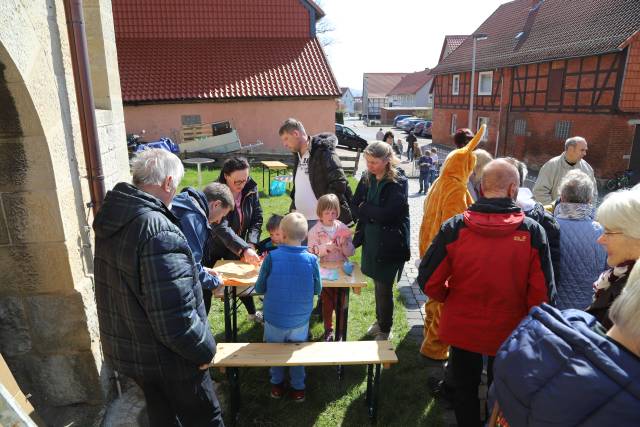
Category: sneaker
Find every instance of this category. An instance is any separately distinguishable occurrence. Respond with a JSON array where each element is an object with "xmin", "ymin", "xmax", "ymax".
[
  {"xmin": 323, "ymin": 329, "xmax": 334, "ymax": 342},
  {"xmin": 270, "ymin": 383, "xmax": 286, "ymax": 399},
  {"xmin": 374, "ymin": 330, "xmax": 393, "ymax": 341},
  {"xmin": 427, "ymin": 377, "xmax": 454, "ymax": 409},
  {"xmin": 289, "ymin": 388, "xmax": 305, "ymax": 403},
  {"xmin": 248, "ymin": 311, "xmax": 264, "ymax": 324},
  {"xmin": 366, "ymin": 322, "xmax": 381, "ymax": 337}
]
